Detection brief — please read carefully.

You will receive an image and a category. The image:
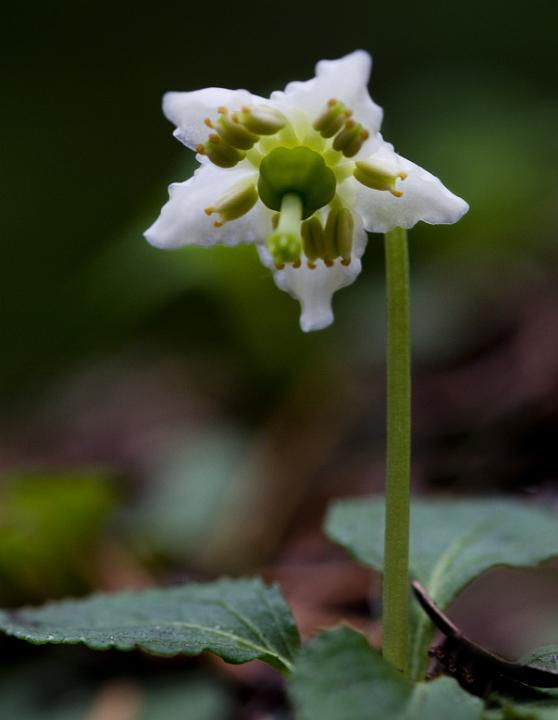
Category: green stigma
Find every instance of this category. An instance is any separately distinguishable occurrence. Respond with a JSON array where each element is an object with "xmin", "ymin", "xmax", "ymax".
[{"xmin": 266, "ymin": 193, "xmax": 304, "ymax": 266}]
